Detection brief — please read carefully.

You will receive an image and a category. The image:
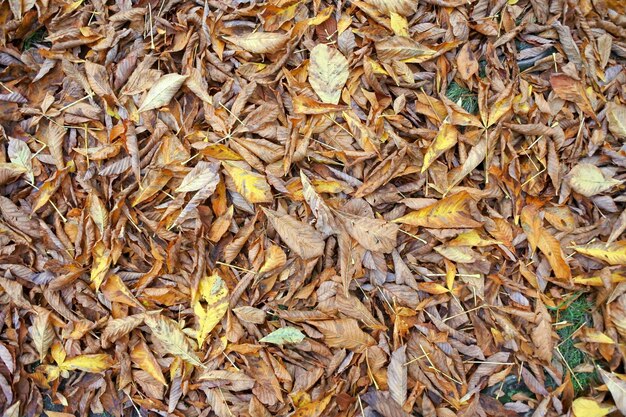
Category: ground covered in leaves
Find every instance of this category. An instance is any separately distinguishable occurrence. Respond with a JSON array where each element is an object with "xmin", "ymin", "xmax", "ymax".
[{"xmin": 2, "ymin": 0, "xmax": 626, "ymax": 416}]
